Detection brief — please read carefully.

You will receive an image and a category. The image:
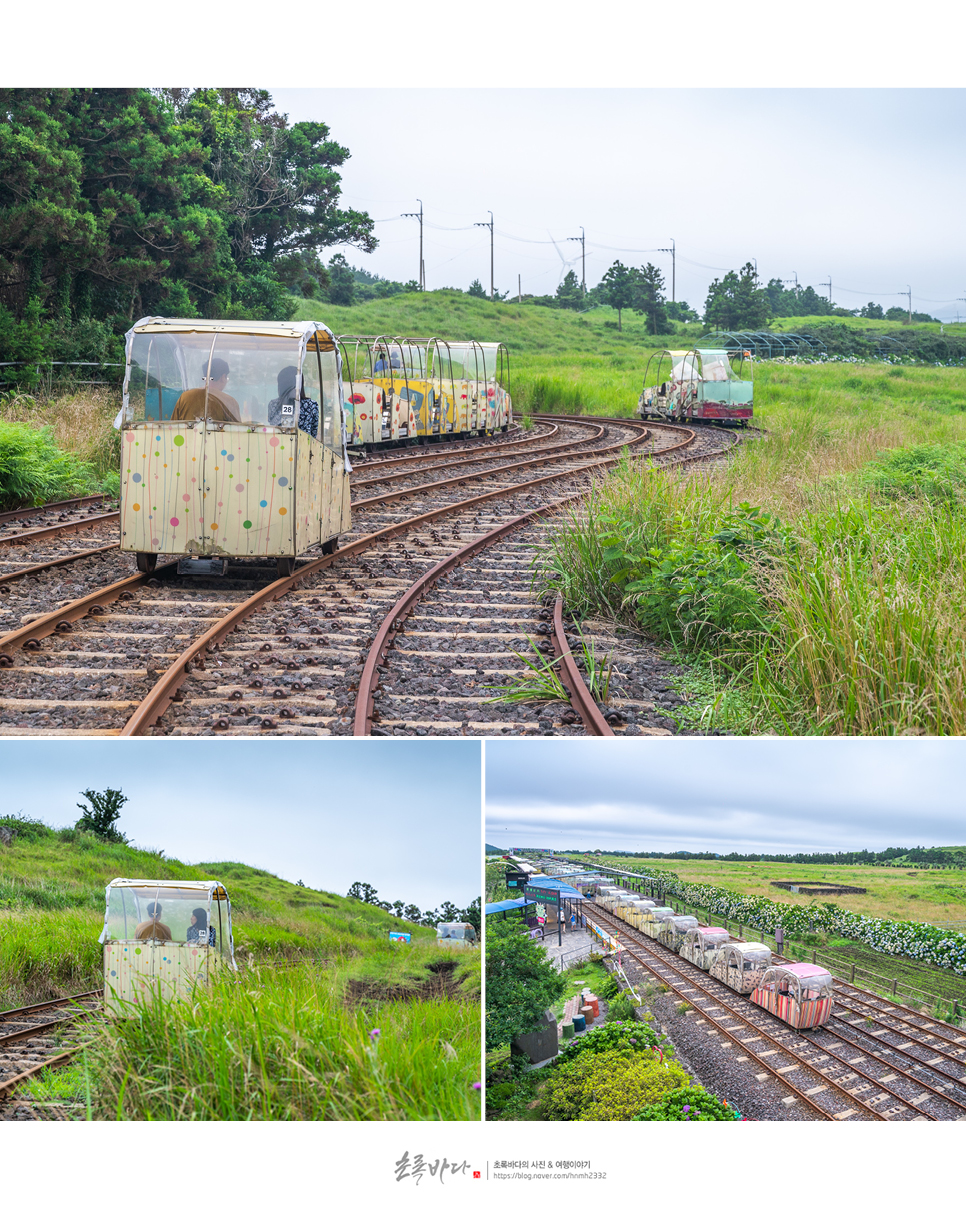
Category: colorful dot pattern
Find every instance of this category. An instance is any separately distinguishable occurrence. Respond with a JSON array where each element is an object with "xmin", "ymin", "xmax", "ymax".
[{"xmin": 103, "ymin": 940, "xmax": 224, "ymax": 1015}]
